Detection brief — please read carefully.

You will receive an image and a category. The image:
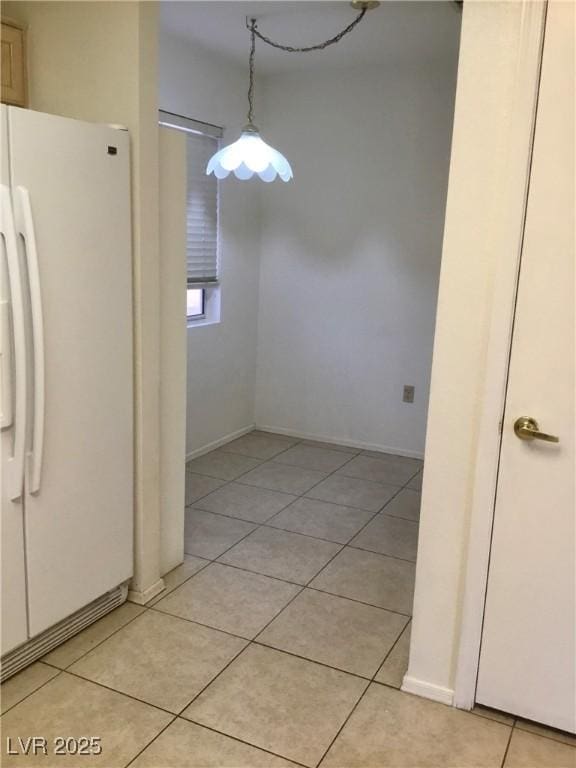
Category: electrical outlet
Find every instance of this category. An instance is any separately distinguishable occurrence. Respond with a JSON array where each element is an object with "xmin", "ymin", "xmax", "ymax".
[{"xmin": 403, "ymin": 385, "xmax": 415, "ymax": 403}]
